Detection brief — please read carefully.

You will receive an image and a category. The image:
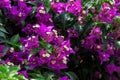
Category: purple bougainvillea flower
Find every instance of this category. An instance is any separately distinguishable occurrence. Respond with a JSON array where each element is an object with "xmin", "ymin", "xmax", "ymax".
[
  {"xmin": 106, "ymin": 45, "xmax": 115, "ymax": 55},
  {"xmin": 22, "ymin": 24, "xmax": 35, "ymax": 35},
  {"xmin": 0, "ymin": 45, "xmax": 5, "ymax": 58},
  {"xmin": 93, "ymin": 44, "xmax": 104, "ymax": 52},
  {"xmin": 5, "ymin": 49, "xmax": 29, "ymax": 66},
  {"xmin": 29, "ymin": 56, "xmax": 41, "ymax": 69},
  {"xmin": 59, "ymin": 76, "xmax": 71, "ymax": 80},
  {"xmin": 42, "ymin": 31, "xmax": 56, "ymax": 43},
  {"xmin": 20, "ymin": 35, "xmax": 39, "ymax": 51},
  {"xmin": 82, "ymin": 27, "xmax": 102, "ymax": 50},
  {"xmin": 6, "ymin": 51, "xmax": 25, "ymax": 65},
  {"xmin": 82, "ymin": 36, "xmax": 95, "ymax": 49},
  {"xmin": 67, "ymin": 0, "xmax": 82, "ymax": 16},
  {"xmin": 114, "ymin": 0, "xmax": 120, "ymax": 8},
  {"xmin": 39, "ymin": 48, "xmax": 51, "ymax": 64},
  {"xmin": 51, "ymin": 2, "xmax": 67, "ymax": 14},
  {"xmin": 60, "ymin": 39, "xmax": 75, "ymax": 55},
  {"xmin": 113, "ymin": 0, "xmax": 120, "ymax": 17},
  {"xmin": 17, "ymin": 0, "xmax": 26, "ymax": 6},
  {"xmin": 89, "ymin": 27, "xmax": 102, "ymax": 38},
  {"xmin": 36, "ymin": 13, "xmax": 53, "ymax": 26},
  {"xmin": 51, "ymin": 0, "xmax": 82, "ymax": 16},
  {"xmin": 106, "ymin": 63, "xmax": 119, "ymax": 75},
  {"xmin": 53, "ymin": 35, "xmax": 64, "ymax": 46},
  {"xmin": 53, "ymin": 45, "xmax": 61, "ymax": 54},
  {"xmin": 53, "ymin": 39, "xmax": 74, "ymax": 57},
  {"xmin": 36, "ymin": 4, "xmax": 53, "ymax": 26},
  {"xmin": 7, "ymin": 1, "xmax": 32, "ymax": 23},
  {"xmin": 98, "ymin": 52, "xmax": 110, "ymax": 64},
  {"xmin": 98, "ymin": 3, "xmax": 117, "ymax": 23},
  {"xmin": 34, "ymin": 23, "xmax": 53, "ymax": 36},
  {"xmin": 18, "ymin": 70, "xmax": 28, "ymax": 79},
  {"xmin": 47, "ymin": 54, "xmax": 68, "ymax": 70},
  {"xmin": 34, "ymin": 23, "xmax": 54, "ymax": 42},
  {"xmin": 67, "ymin": 29, "xmax": 78, "ymax": 38},
  {"xmin": 0, "ymin": 0, "xmax": 11, "ymax": 9}
]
